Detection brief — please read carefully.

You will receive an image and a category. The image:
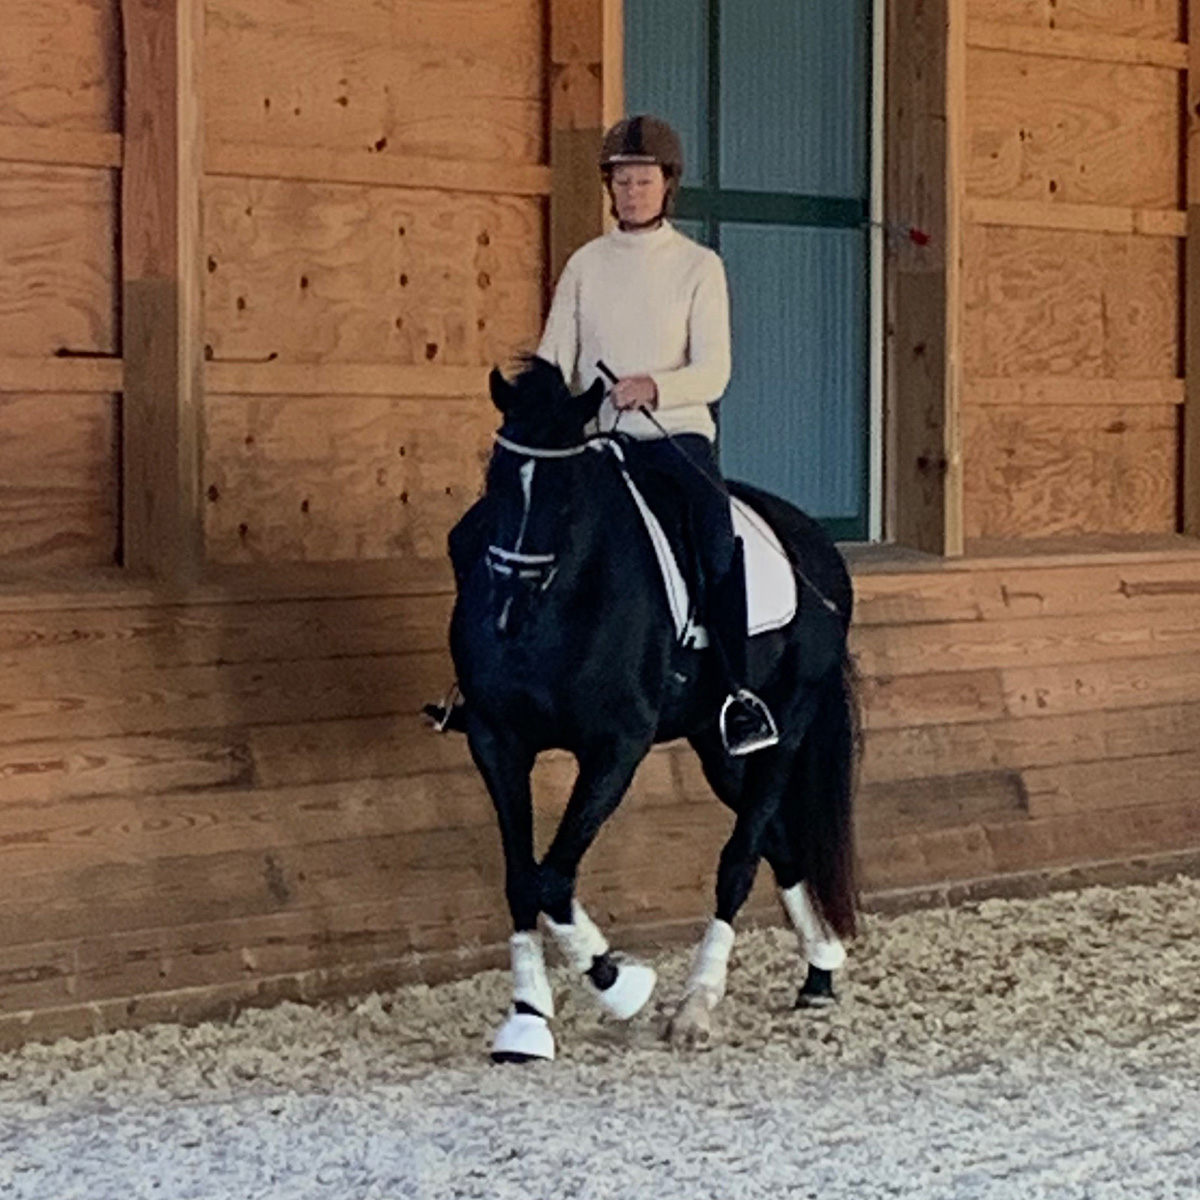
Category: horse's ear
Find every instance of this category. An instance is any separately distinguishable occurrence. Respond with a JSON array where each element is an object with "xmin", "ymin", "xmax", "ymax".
[
  {"xmin": 489, "ymin": 367, "xmax": 515, "ymax": 414},
  {"xmin": 571, "ymin": 377, "xmax": 606, "ymax": 428}
]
